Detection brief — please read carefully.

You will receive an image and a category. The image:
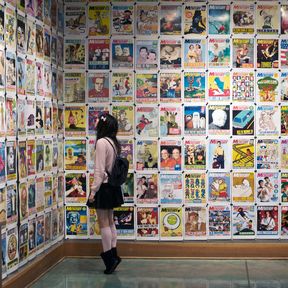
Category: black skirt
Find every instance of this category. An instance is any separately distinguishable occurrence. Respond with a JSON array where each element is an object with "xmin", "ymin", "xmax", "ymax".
[{"xmin": 93, "ymin": 183, "xmax": 124, "ymax": 209}]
